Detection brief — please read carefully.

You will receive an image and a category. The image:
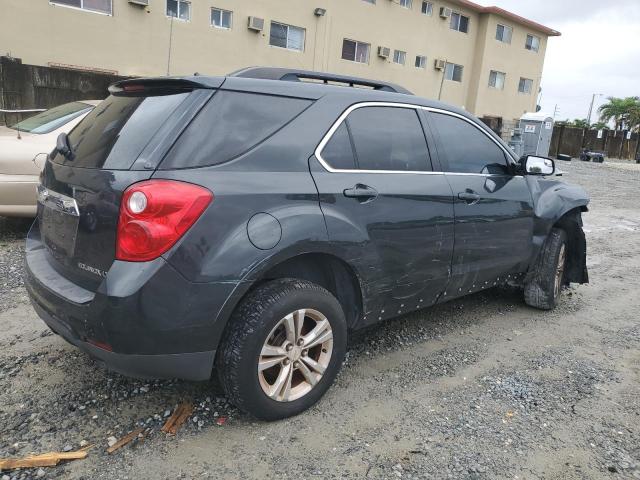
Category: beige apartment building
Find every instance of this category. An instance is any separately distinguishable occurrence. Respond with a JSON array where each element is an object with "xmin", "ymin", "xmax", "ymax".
[{"xmin": 1, "ymin": 0, "xmax": 559, "ymax": 133}]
